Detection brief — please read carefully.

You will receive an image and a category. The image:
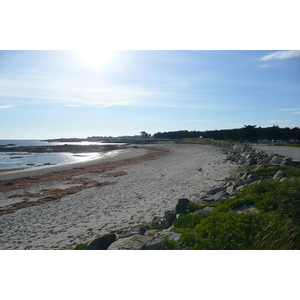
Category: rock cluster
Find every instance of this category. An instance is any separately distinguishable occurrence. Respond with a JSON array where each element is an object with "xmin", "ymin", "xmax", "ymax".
[
  {"xmin": 198, "ymin": 143, "xmax": 298, "ymax": 205},
  {"xmin": 220, "ymin": 143, "xmax": 298, "ymax": 168},
  {"xmin": 86, "ymin": 198, "xmax": 192, "ymax": 250}
]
